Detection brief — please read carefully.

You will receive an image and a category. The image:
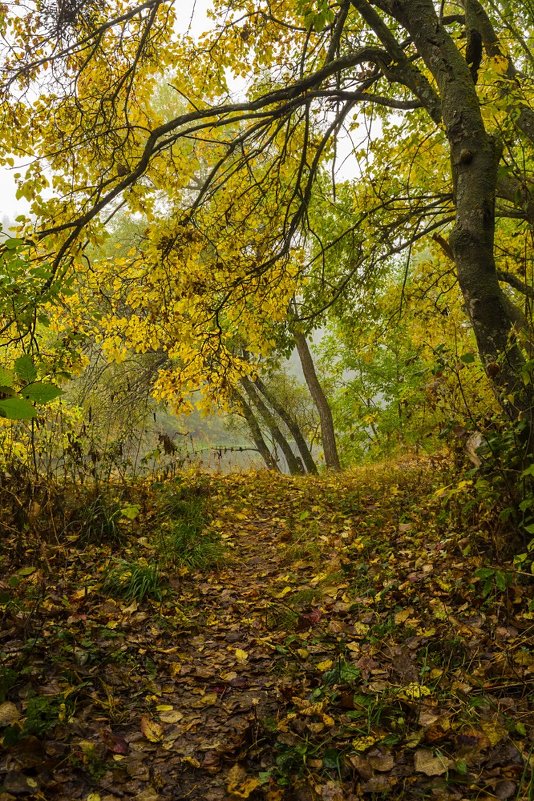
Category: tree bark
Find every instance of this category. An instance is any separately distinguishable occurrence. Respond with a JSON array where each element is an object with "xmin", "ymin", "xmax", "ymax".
[
  {"xmin": 385, "ymin": 0, "xmax": 531, "ymax": 421},
  {"xmin": 253, "ymin": 375, "xmax": 318, "ymax": 474},
  {"xmin": 240, "ymin": 377, "xmax": 304, "ymax": 475},
  {"xmin": 293, "ymin": 332, "xmax": 341, "ymax": 471},
  {"xmin": 231, "ymin": 388, "xmax": 280, "ymax": 472}
]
